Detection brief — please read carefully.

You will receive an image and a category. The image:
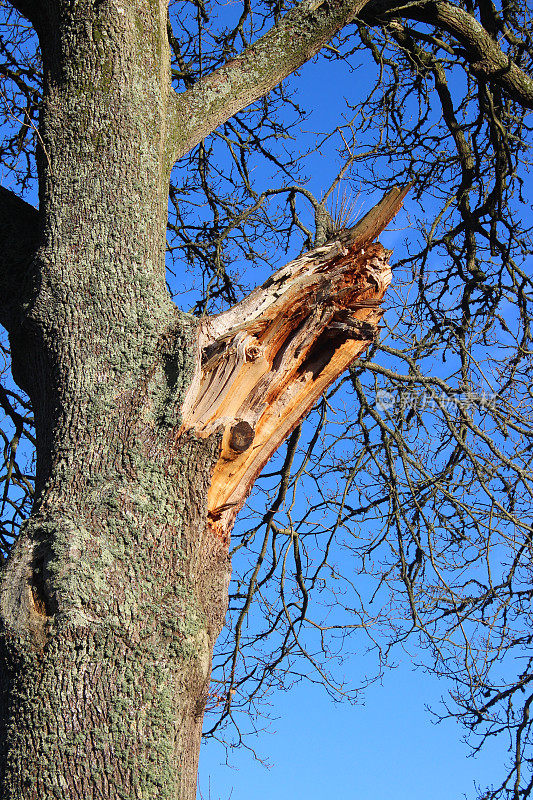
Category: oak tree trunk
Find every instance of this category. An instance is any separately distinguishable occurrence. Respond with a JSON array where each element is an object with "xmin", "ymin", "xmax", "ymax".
[
  {"xmin": 0, "ymin": 3, "xmax": 230, "ymax": 798},
  {"xmin": 0, "ymin": 0, "xmax": 406, "ymax": 796}
]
